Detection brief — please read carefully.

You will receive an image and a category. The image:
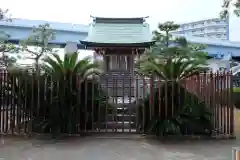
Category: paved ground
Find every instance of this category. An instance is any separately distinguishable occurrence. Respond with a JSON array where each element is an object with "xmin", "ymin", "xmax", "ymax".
[{"xmin": 0, "ymin": 135, "xmax": 239, "ymax": 160}]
